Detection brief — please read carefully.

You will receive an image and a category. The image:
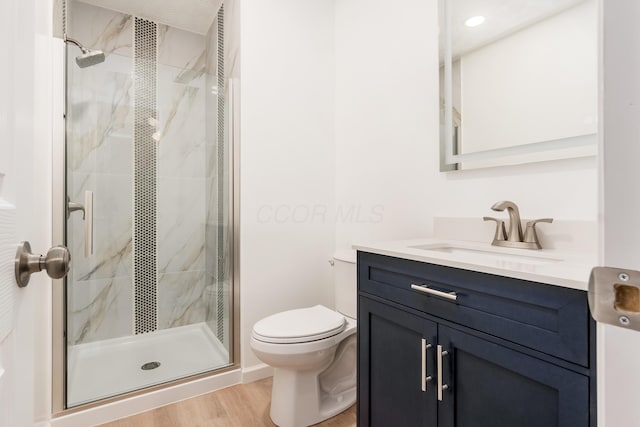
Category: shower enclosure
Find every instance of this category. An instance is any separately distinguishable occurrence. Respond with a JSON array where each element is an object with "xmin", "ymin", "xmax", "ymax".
[{"xmin": 56, "ymin": 0, "xmax": 235, "ymax": 408}]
